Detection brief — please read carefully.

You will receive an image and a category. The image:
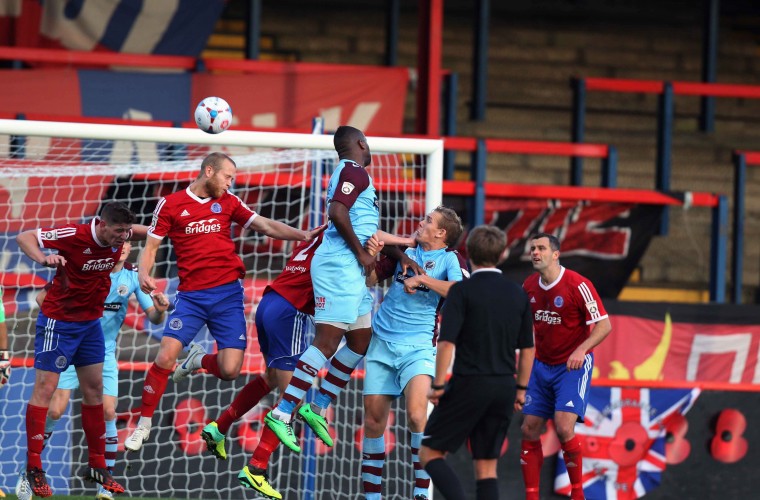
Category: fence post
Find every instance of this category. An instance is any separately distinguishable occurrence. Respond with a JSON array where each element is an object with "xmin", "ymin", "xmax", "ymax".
[
  {"xmin": 732, "ymin": 152, "xmax": 745, "ymax": 304},
  {"xmin": 10, "ymin": 113, "xmax": 26, "ymax": 159},
  {"xmin": 709, "ymin": 194, "xmax": 728, "ymax": 303},
  {"xmin": 471, "ymin": 139, "xmax": 487, "ymax": 227},
  {"xmin": 700, "ymin": 0, "xmax": 720, "ymax": 132},
  {"xmin": 571, "ymin": 78, "xmax": 587, "ymax": 186},
  {"xmin": 443, "ymin": 72, "xmax": 459, "ymax": 180},
  {"xmin": 470, "ymin": 0, "xmax": 490, "ymax": 121},
  {"xmin": 385, "ymin": 0, "xmax": 400, "ymax": 66},
  {"xmin": 656, "ymin": 82, "xmax": 674, "ymax": 235},
  {"xmin": 245, "ymin": 0, "xmax": 262, "ymax": 60},
  {"xmin": 601, "ymin": 145, "xmax": 618, "ymax": 188}
]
